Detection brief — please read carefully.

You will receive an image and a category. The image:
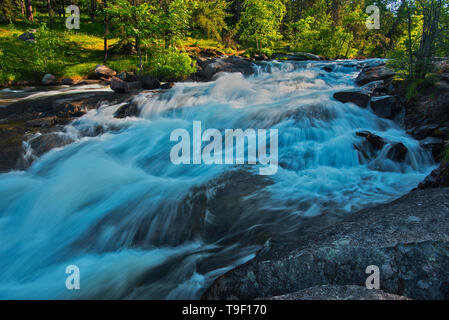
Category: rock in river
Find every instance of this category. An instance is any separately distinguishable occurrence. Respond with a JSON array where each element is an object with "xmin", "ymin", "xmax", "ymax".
[
  {"xmin": 334, "ymin": 90, "xmax": 370, "ymax": 108},
  {"xmin": 356, "ymin": 65, "xmax": 395, "ymax": 86}
]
